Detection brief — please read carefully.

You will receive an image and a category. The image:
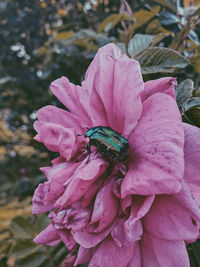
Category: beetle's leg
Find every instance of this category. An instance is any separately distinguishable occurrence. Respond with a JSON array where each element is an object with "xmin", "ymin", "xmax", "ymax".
[{"xmin": 86, "ymin": 142, "xmax": 91, "ymax": 163}]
